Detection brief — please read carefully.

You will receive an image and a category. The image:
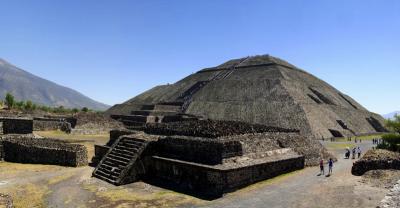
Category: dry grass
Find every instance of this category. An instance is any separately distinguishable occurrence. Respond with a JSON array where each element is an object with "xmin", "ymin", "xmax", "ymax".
[
  {"xmin": 326, "ymin": 143, "xmax": 356, "ymax": 149},
  {"xmin": 83, "ymin": 183, "xmax": 201, "ymax": 207},
  {"xmin": 0, "ymin": 183, "xmax": 49, "ymax": 208}
]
